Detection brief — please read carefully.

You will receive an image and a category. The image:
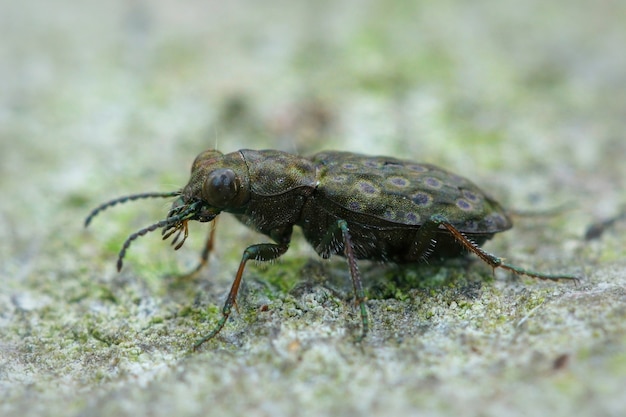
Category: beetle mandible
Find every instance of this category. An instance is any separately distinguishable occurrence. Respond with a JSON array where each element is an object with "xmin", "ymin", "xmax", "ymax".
[{"xmin": 85, "ymin": 149, "xmax": 580, "ymax": 349}]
